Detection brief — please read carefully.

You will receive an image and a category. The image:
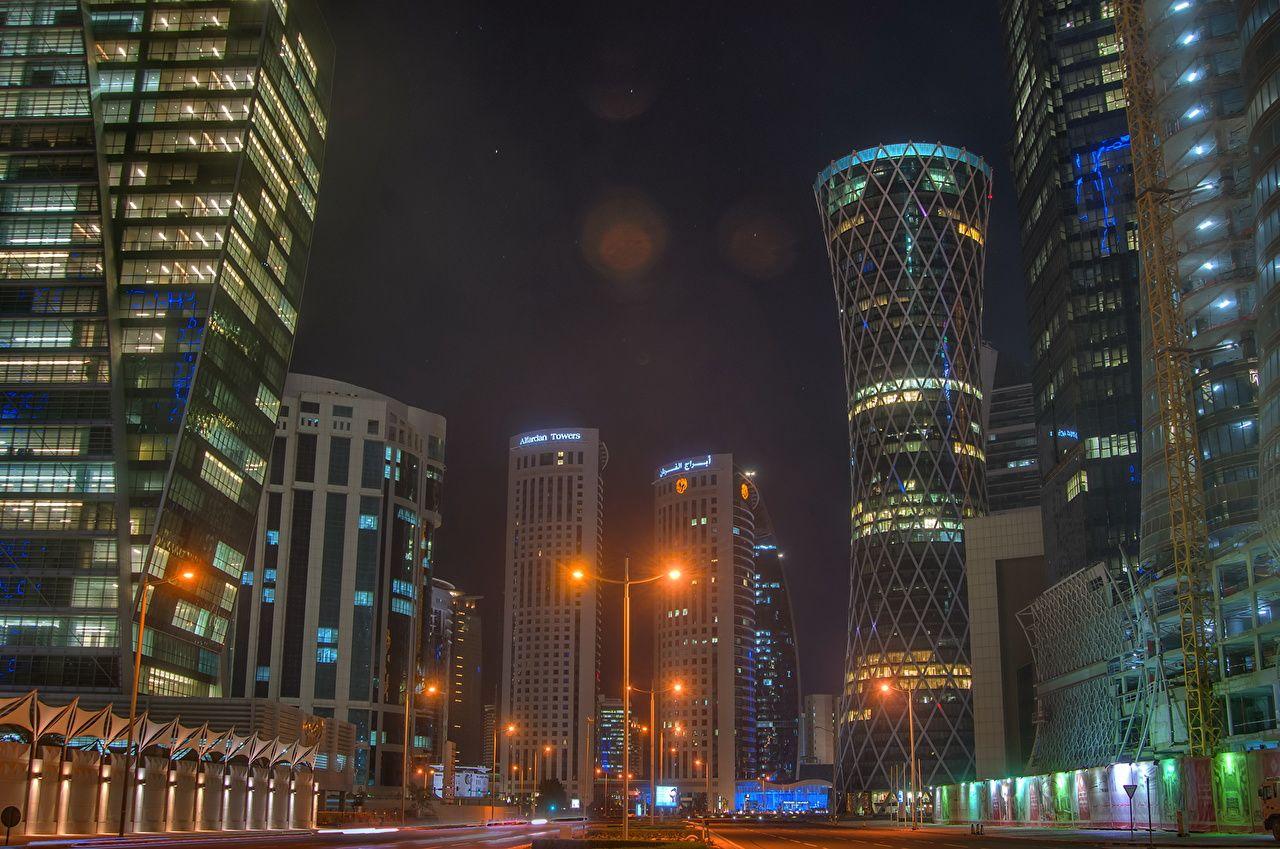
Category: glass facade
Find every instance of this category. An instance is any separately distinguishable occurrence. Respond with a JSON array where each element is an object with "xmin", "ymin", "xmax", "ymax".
[
  {"xmin": 752, "ymin": 494, "xmax": 800, "ymax": 784},
  {"xmin": 815, "ymin": 142, "xmax": 990, "ymax": 791},
  {"xmin": 999, "ymin": 0, "xmax": 1143, "ymax": 583},
  {"xmin": 1003, "ymin": 0, "xmax": 1278, "ymax": 767},
  {"xmin": 0, "ymin": 0, "xmax": 331, "ymax": 697}
]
